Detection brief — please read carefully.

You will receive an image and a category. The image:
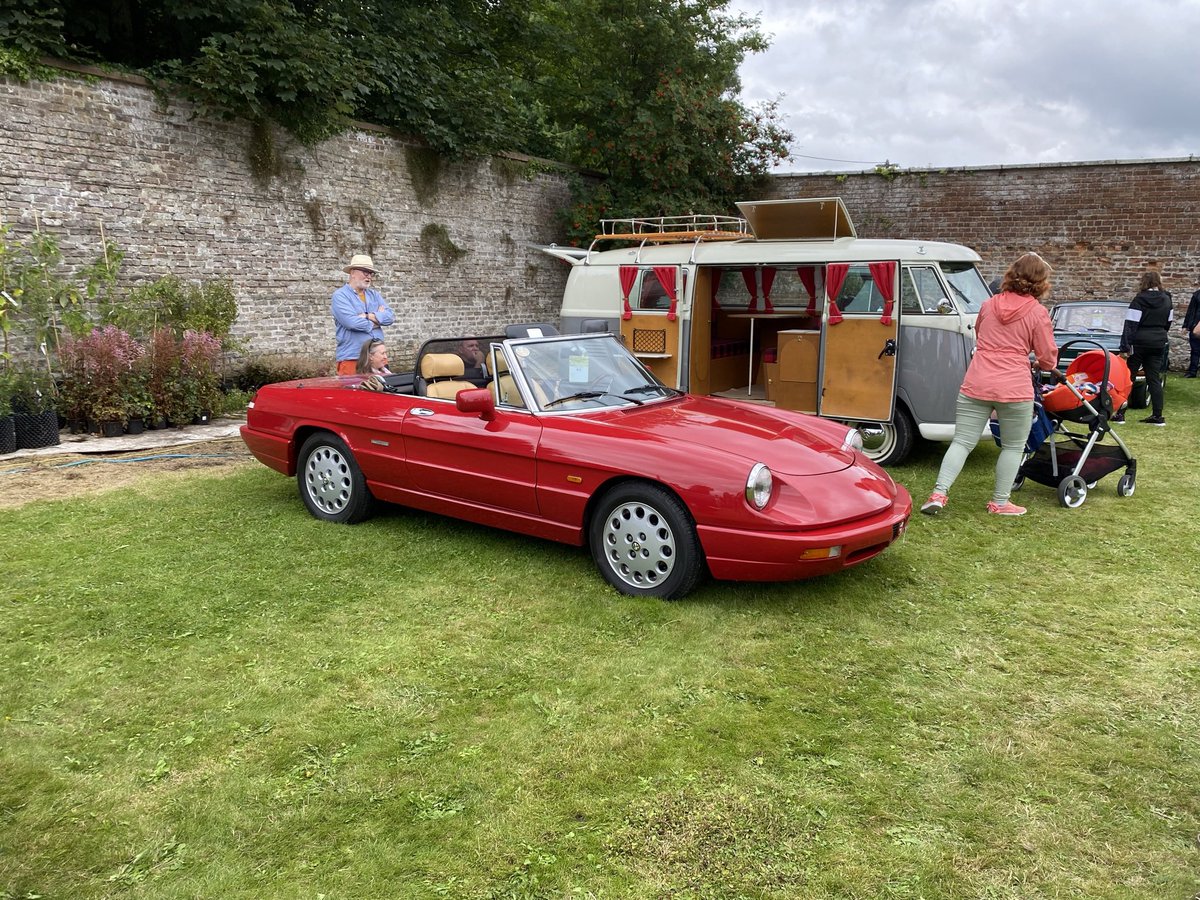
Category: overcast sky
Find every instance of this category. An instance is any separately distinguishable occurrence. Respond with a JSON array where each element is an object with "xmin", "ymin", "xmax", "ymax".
[{"xmin": 727, "ymin": 0, "xmax": 1200, "ymax": 173}]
